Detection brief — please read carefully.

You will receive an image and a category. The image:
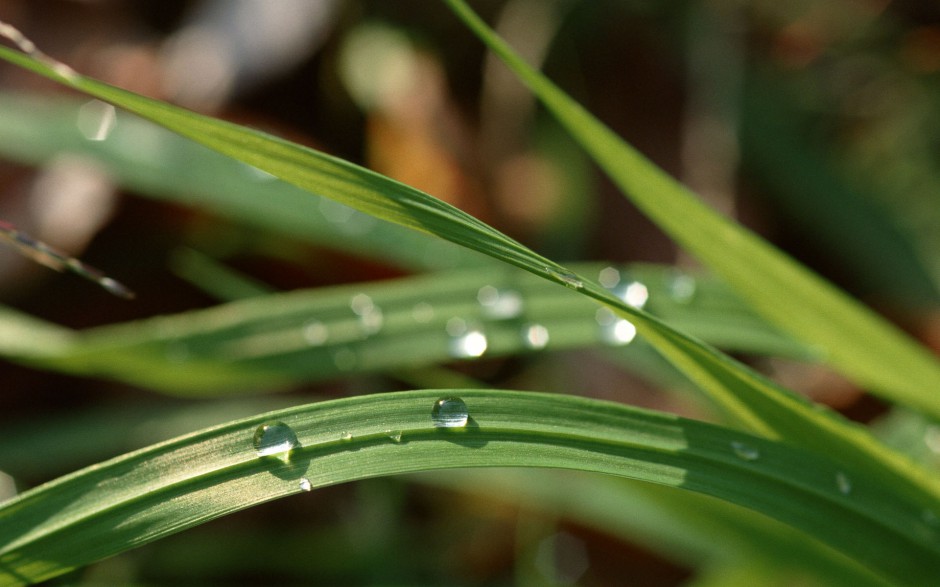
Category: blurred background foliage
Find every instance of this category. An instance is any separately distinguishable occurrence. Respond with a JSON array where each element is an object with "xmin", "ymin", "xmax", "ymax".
[{"xmin": 1, "ymin": 0, "xmax": 940, "ymax": 584}]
